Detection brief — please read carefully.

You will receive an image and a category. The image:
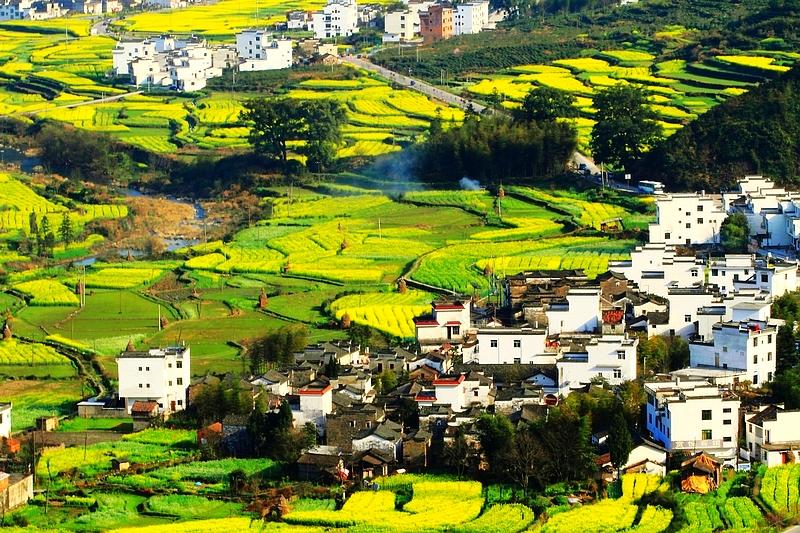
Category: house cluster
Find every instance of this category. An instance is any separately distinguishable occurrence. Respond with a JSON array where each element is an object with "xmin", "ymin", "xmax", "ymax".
[
  {"xmin": 112, "ymin": 29, "xmax": 295, "ymax": 90},
  {"xmin": 384, "ymin": 0, "xmax": 490, "ymax": 43},
  {"xmin": 0, "ymin": 0, "xmax": 66, "ymax": 20}
]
